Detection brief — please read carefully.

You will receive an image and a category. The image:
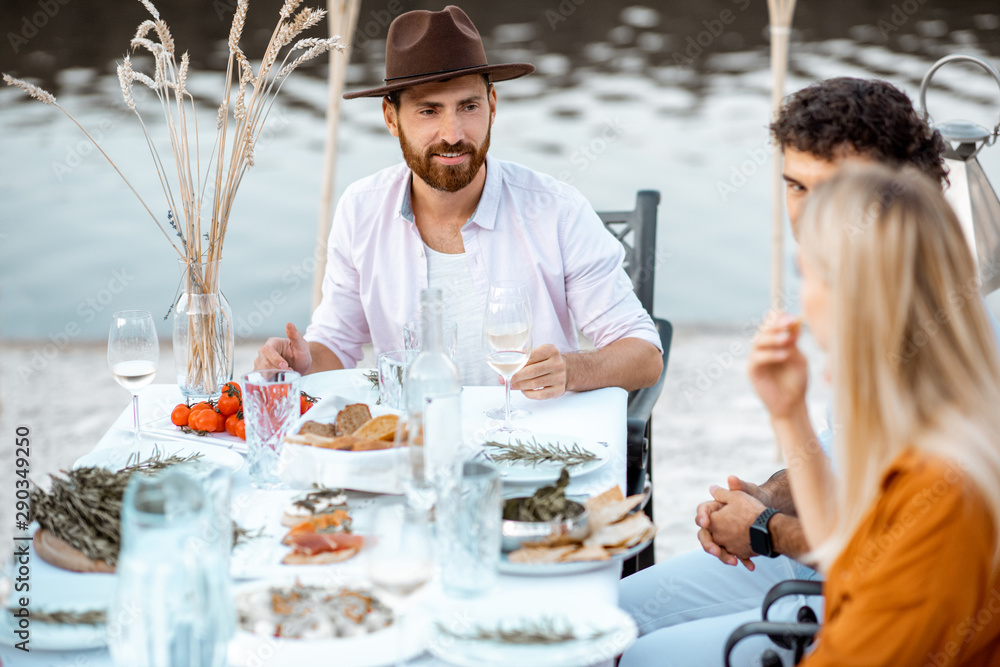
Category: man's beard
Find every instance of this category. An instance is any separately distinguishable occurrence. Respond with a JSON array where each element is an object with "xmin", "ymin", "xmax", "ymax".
[{"xmin": 399, "ymin": 124, "xmax": 491, "ymax": 193}]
